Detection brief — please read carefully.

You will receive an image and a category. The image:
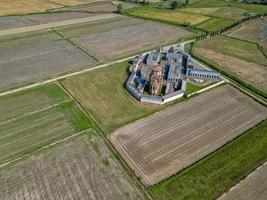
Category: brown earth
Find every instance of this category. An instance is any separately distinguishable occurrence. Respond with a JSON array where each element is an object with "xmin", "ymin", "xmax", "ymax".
[
  {"xmin": 0, "ymin": 134, "xmax": 147, "ymax": 200},
  {"xmin": 109, "ymin": 85, "xmax": 267, "ymax": 185},
  {"xmin": 195, "ymin": 47, "xmax": 267, "ymax": 92},
  {"xmin": 58, "ymin": 17, "xmax": 191, "ymax": 61}
]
